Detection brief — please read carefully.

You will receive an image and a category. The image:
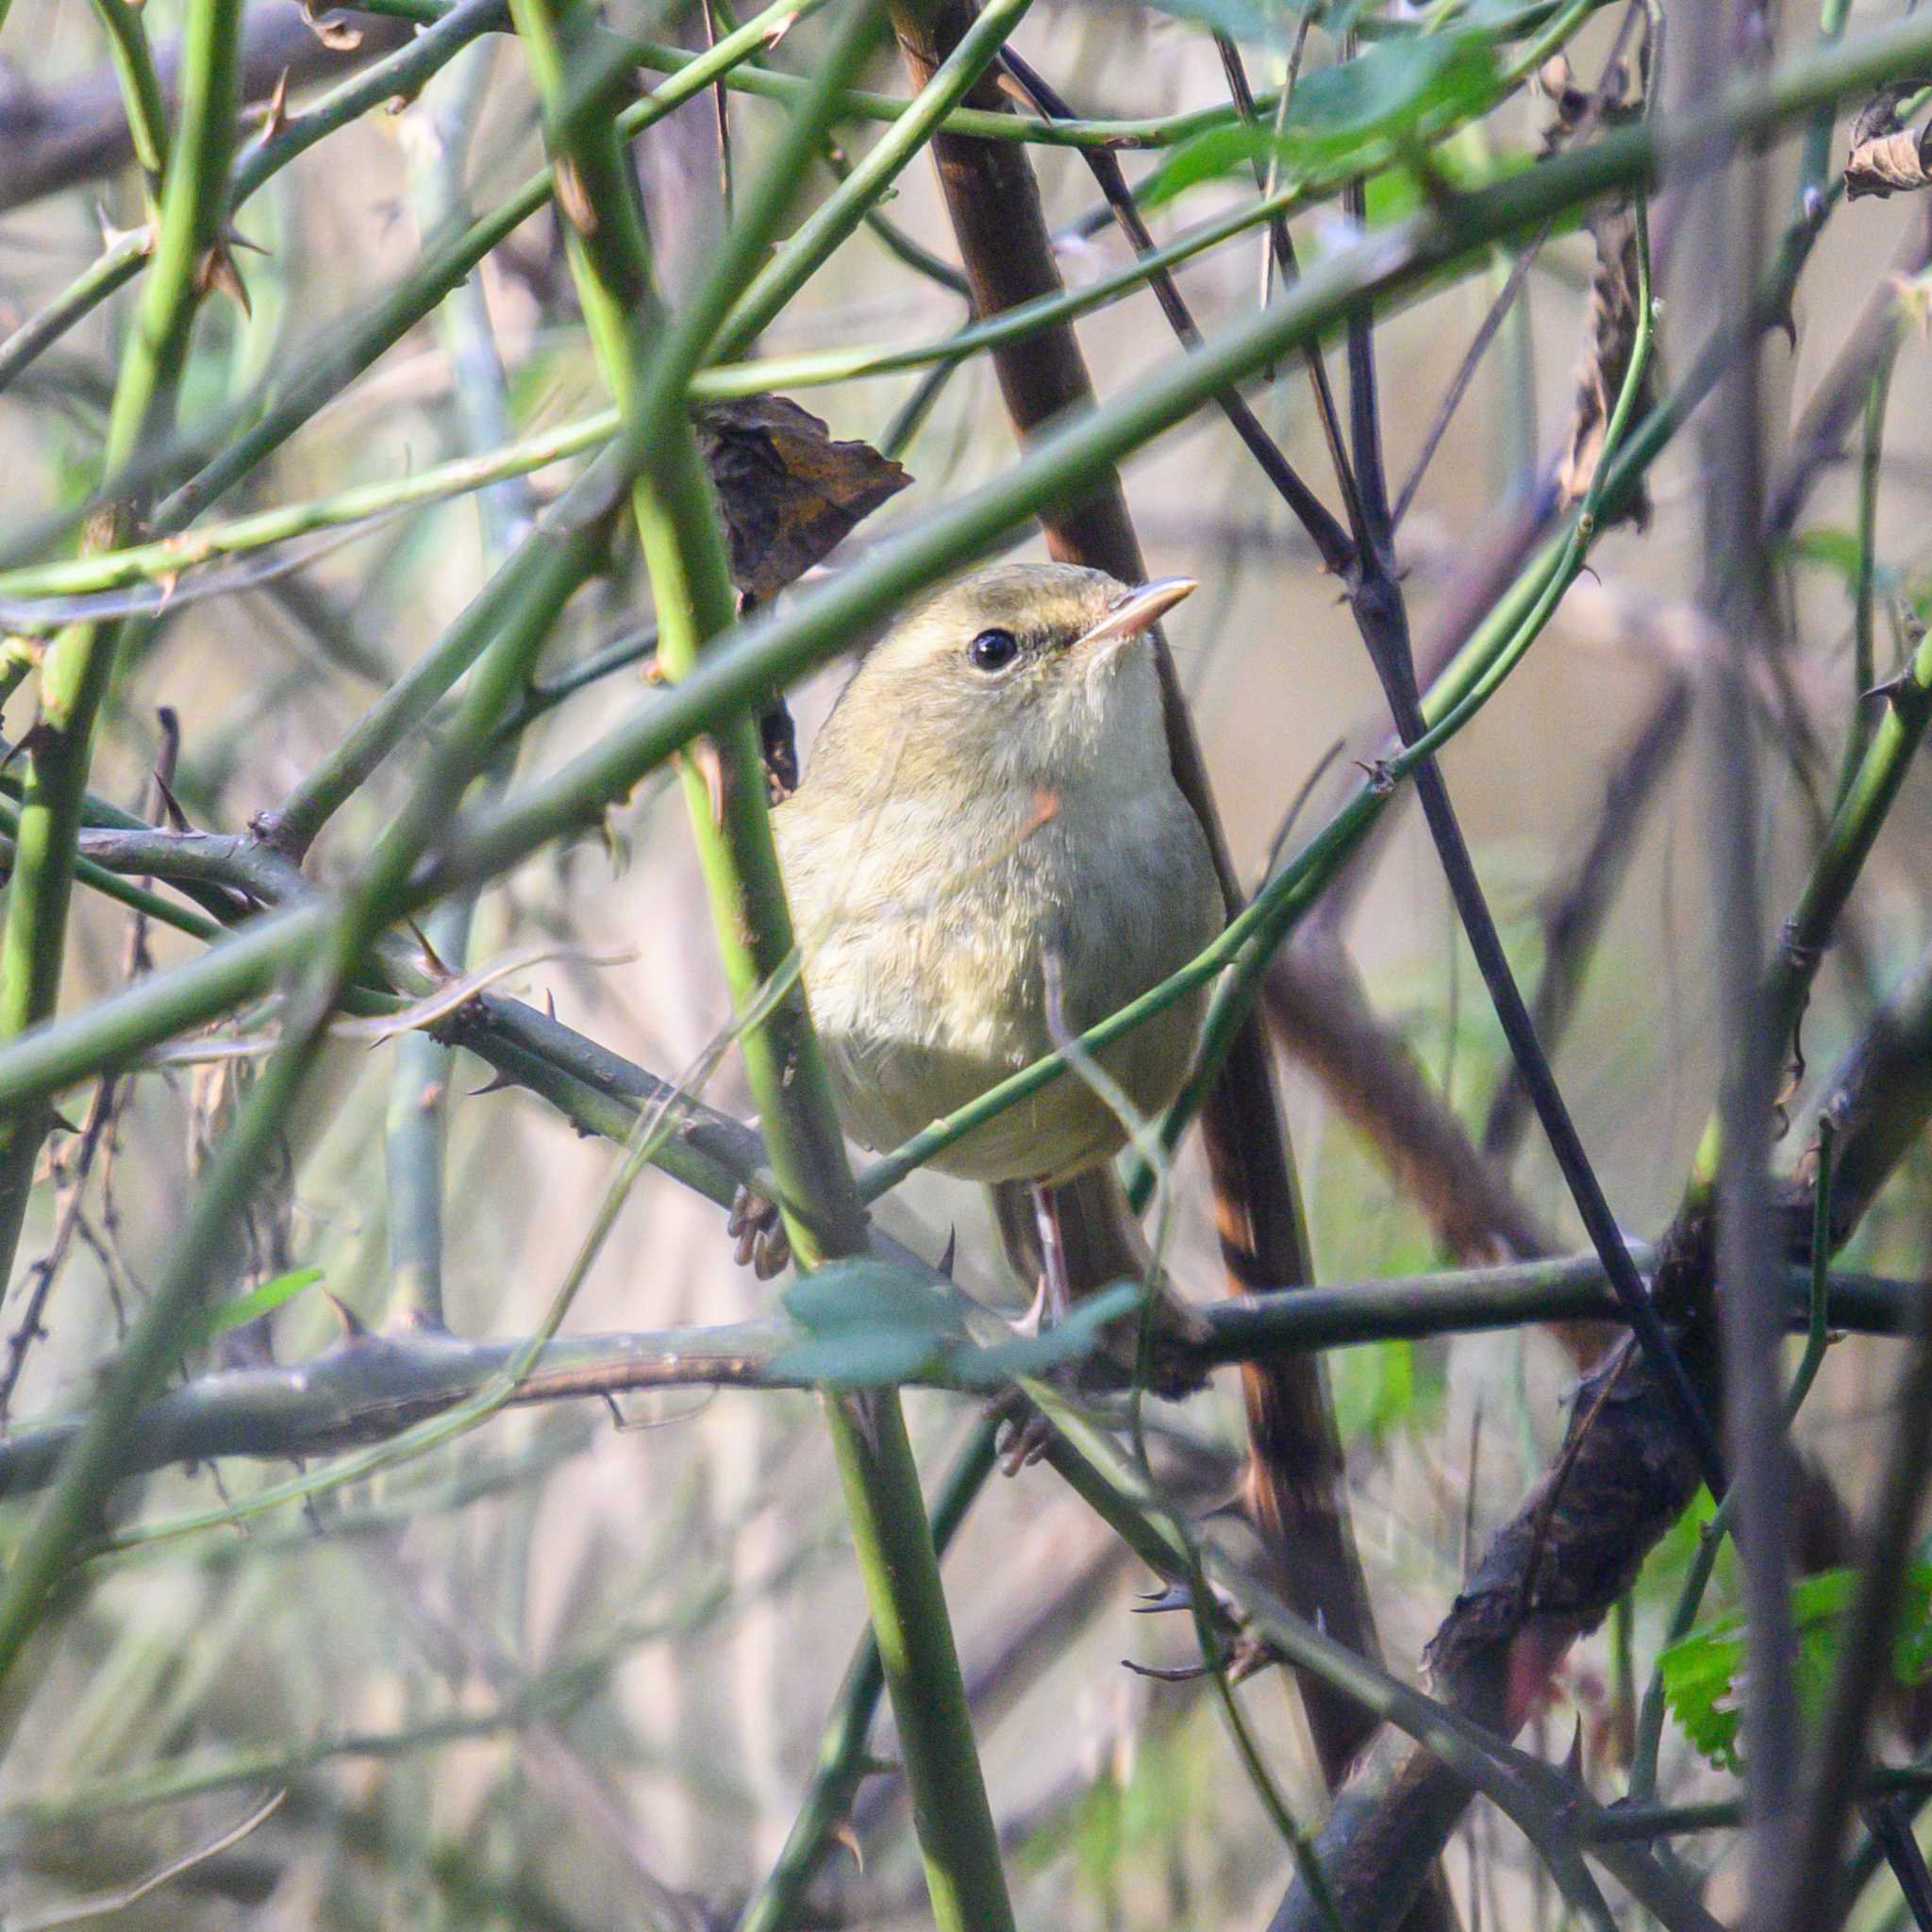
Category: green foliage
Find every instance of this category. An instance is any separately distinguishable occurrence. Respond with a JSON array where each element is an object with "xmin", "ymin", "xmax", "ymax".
[
  {"xmin": 1332, "ymin": 1337, "xmax": 1419, "ymax": 1439},
  {"xmin": 185, "ymin": 1264, "xmax": 325, "ymax": 1347},
  {"xmin": 1147, "ymin": 32, "xmax": 1502, "ymax": 205},
  {"xmin": 776, "ymin": 1260, "xmax": 1142, "ymax": 1390},
  {"xmin": 1658, "ymin": 1563, "xmax": 1932, "ymax": 1772}
]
